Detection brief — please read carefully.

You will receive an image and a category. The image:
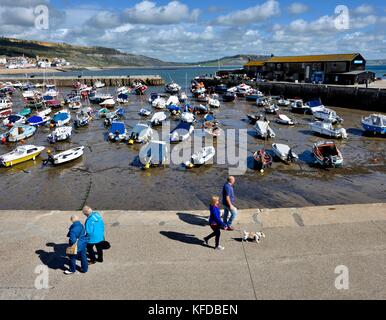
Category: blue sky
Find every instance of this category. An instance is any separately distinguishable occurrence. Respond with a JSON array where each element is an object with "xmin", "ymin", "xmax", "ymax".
[{"xmin": 1, "ymin": 0, "xmax": 386, "ymax": 61}]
